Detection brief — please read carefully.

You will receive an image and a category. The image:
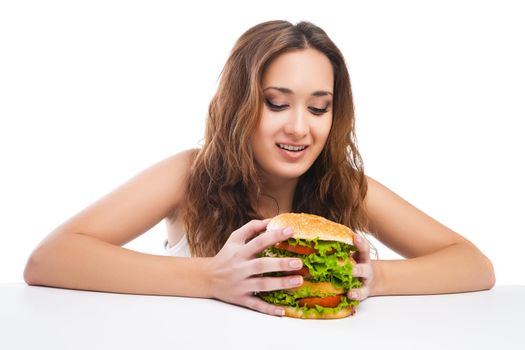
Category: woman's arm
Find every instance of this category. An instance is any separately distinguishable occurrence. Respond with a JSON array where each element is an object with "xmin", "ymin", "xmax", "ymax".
[
  {"xmin": 23, "ymin": 149, "xmax": 213, "ymax": 296},
  {"xmin": 25, "ymin": 231, "xmax": 214, "ymax": 297},
  {"xmin": 364, "ymin": 176, "xmax": 495, "ymax": 296}
]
